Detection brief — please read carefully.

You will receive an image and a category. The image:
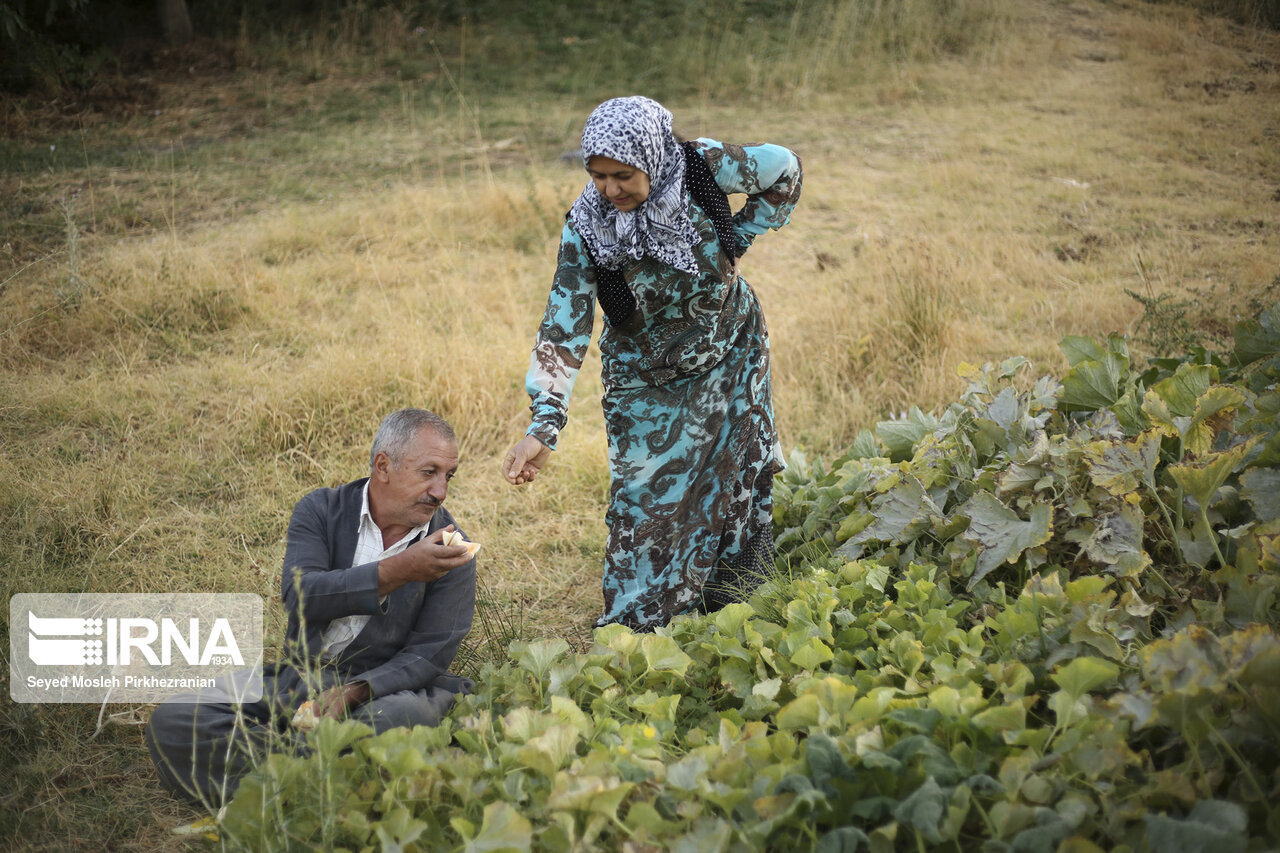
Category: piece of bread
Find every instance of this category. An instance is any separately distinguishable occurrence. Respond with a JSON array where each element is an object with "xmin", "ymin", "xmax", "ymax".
[
  {"xmin": 291, "ymin": 700, "xmax": 320, "ymax": 730},
  {"xmin": 442, "ymin": 529, "xmax": 481, "ymax": 559}
]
